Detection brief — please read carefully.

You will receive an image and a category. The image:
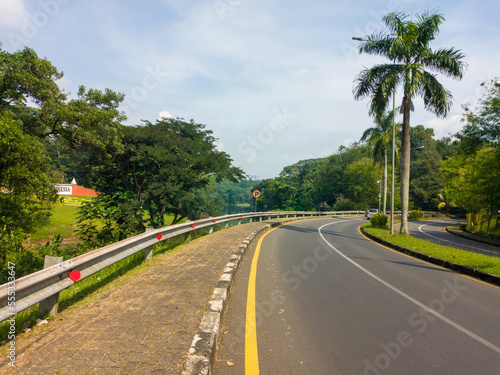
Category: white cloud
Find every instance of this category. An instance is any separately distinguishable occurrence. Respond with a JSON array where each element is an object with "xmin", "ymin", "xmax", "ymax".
[
  {"xmin": 425, "ymin": 115, "xmax": 463, "ymax": 138},
  {"xmin": 158, "ymin": 110, "xmax": 173, "ymax": 120},
  {"xmin": 0, "ymin": 0, "xmax": 29, "ymax": 31}
]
